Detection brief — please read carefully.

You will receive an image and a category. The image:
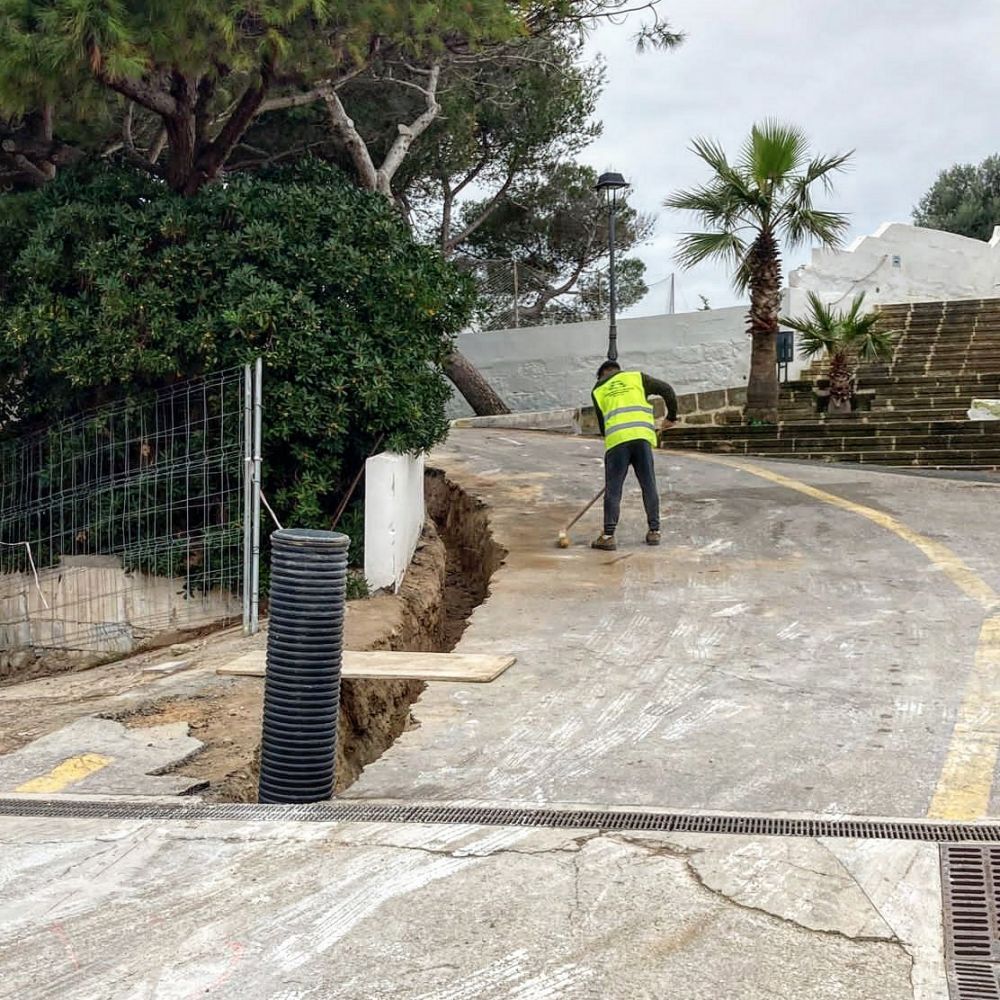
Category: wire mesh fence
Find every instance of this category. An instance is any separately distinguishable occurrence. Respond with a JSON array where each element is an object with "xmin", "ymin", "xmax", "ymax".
[{"xmin": 0, "ymin": 365, "xmax": 260, "ymax": 656}]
